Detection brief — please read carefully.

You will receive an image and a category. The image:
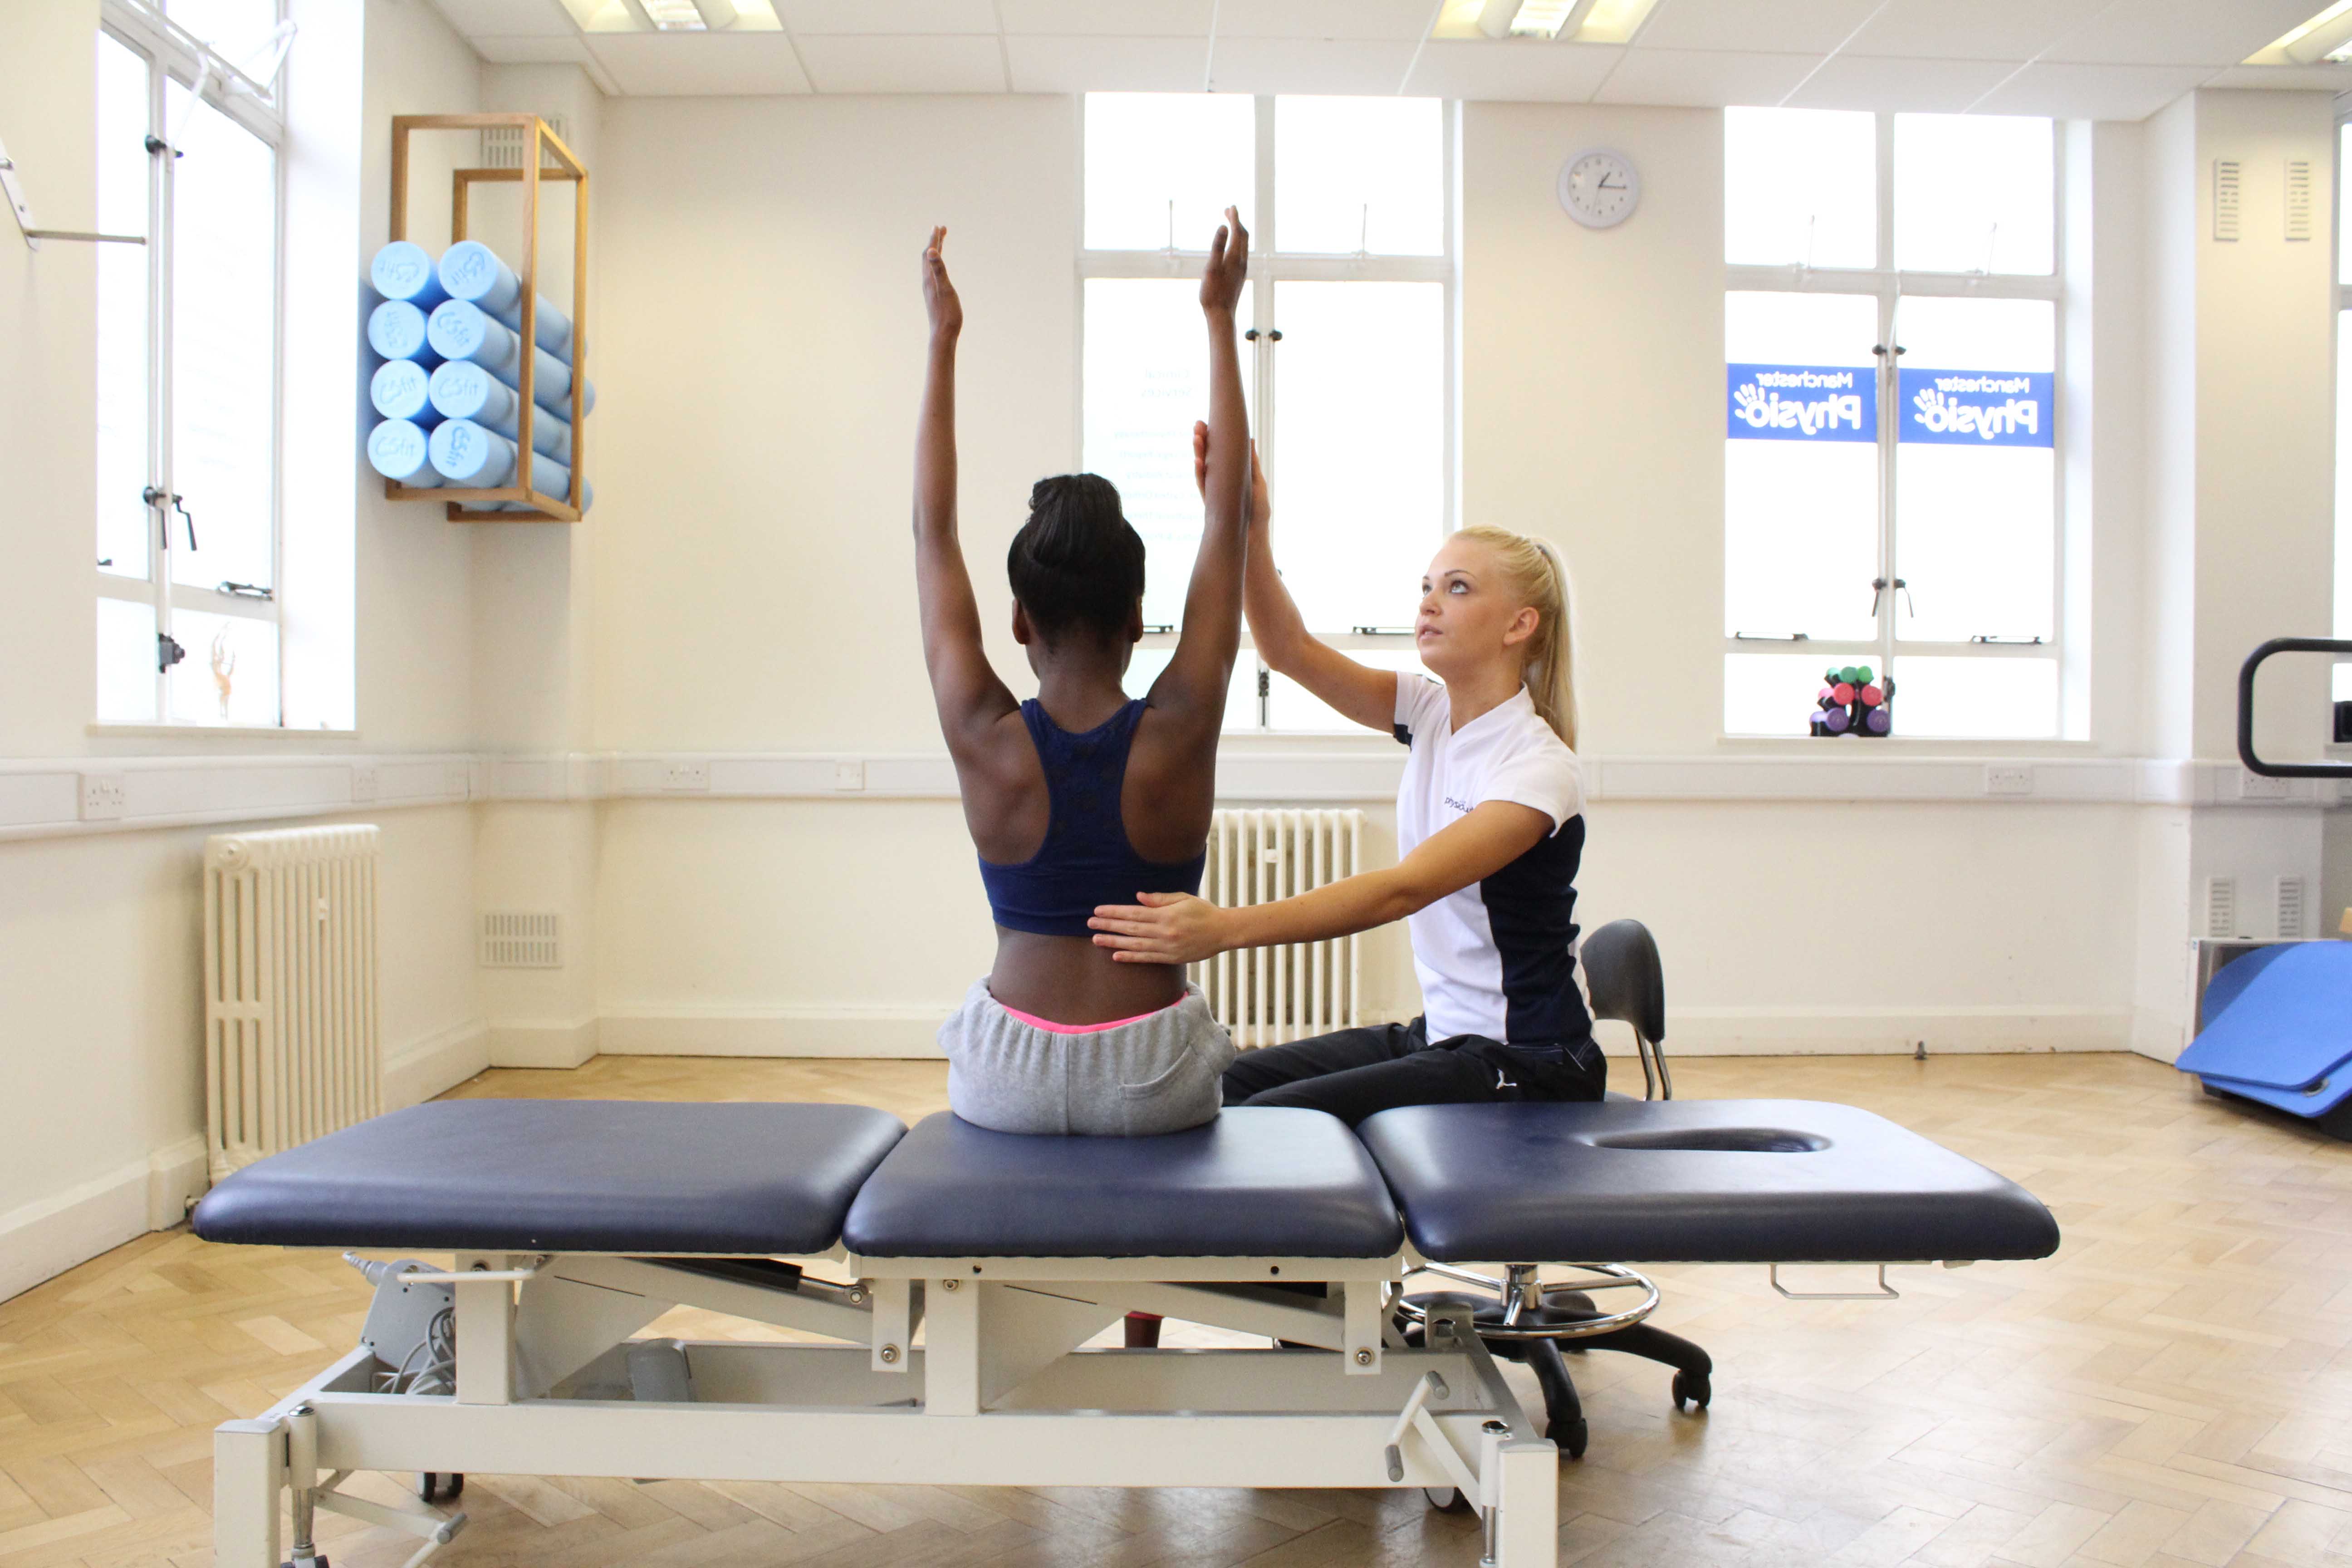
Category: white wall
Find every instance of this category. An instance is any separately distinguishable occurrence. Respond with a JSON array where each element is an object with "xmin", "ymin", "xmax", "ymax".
[{"xmin": 0, "ymin": 0, "xmax": 491, "ymax": 1302}]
